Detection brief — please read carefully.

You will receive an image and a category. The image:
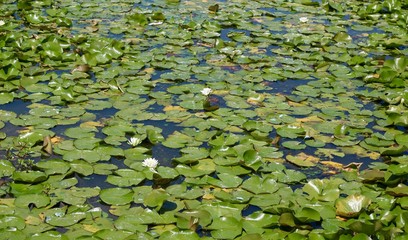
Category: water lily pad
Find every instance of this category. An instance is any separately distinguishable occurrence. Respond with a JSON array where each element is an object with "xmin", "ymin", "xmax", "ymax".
[
  {"xmin": 282, "ymin": 140, "xmax": 306, "ymax": 150},
  {"xmin": 294, "ymin": 207, "xmax": 321, "ymax": 223},
  {"xmin": 69, "ymin": 160, "xmax": 93, "ymax": 176},
  {"xmin": 0, "ymin": 160, "xmax": 15, "ymax": 177},
  {"xmin": 106, "ymin": 169, "xmax": 145, "ymax": 187},
  {"xmin": 74, "ymin": 137, "xmax": 101, "ymax": 150},
  {"xmin": 176, "ymin": 159, "xmax": 215, "ymax": 178},
  {"xmin": 242, "ymin": 175, "xmax": 281, "ymax": 195},
  {"xmin": 0, "ymin": 92, "xmax": 14, "ymax": 104},
  {"xmin": 159, "ymin": 230, "xmax": 201, "ymax": 240},
  {"xmin": 143, "ymin": 189, "xmax": 169, "ymax": 209},
  {"xmin": 386, "ymin": 184, "xmax": 408, "ymax": 197},
  {"xmin": 13, "ymin": 171, "xmax": 47, "ymax": 183},
  {"xmin": 242, "ymin": 211, "xmax": 279, "ymax": 234},
  {"xmin": 277, "ymin": 125, "xmax": 305, "ymax": 139},
  {"xmin": 100, "ymin": 188, "xmax": 133, "ymax": 205},
  {"xmin": 243, "ymin": 149, "xmax": 263, "ymax": 170},
  {"xmin": 303, "ymin": 179, "xmax": 341, "ymax": 202},
  {"xmin": 335, "ymin": 194, "xmax": 371, "ymax": 218},
  {"xmin": 207, "ymin": 173, "xmax": 243, "ymax": 188},
  {"xmin": 14, "ymin": 193, "xmax": 50, "ymax": 208},
  {"xmin": 36, "ymin": 159, "xmax": 70, "ymax": 175},
  {"xmin": 0, "ymin": 216, "xmax": 25, "ymax": 230},
  {"xmin": 208, "ymin": 216, "xmax": 243, "ymax": 239},
  {"xmin": 286, "ymin": 153, "xmax": 318, "ymax": 167},
  {"xmin": 174, "ymin": 147, "xmax": 209, "ymax": 164},
  {"xmin": 45, "ymin": 211, "xmax": 87, "ymax": 227},
  {"xmin": 175, "ymin": 209, "xmax": 212, "ymax": 230},
  {"xmin": 65, "ymin": 127, "xmax": 95, "ymax": 139}
]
